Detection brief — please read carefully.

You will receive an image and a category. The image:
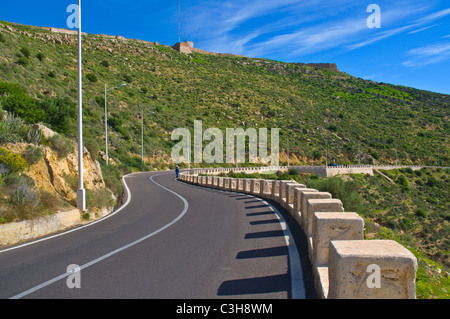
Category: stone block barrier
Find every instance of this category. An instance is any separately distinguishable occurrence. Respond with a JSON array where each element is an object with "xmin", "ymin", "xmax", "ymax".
[{"xmin": 178, "ymin": 166, "xmax": 418, "ymax": 299}]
